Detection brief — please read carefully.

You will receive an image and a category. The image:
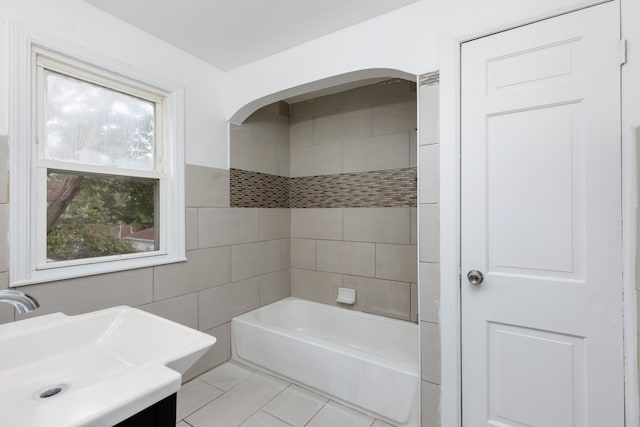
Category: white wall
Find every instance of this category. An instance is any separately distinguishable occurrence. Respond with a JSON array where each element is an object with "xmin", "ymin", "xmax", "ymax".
[
  {"xmin": 225, "ymin": 0, "xmax": 606, "ymax": 123},
  {"xmin": 0, "ymin": 0, "xmax": 228, "ymax": 169}
]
